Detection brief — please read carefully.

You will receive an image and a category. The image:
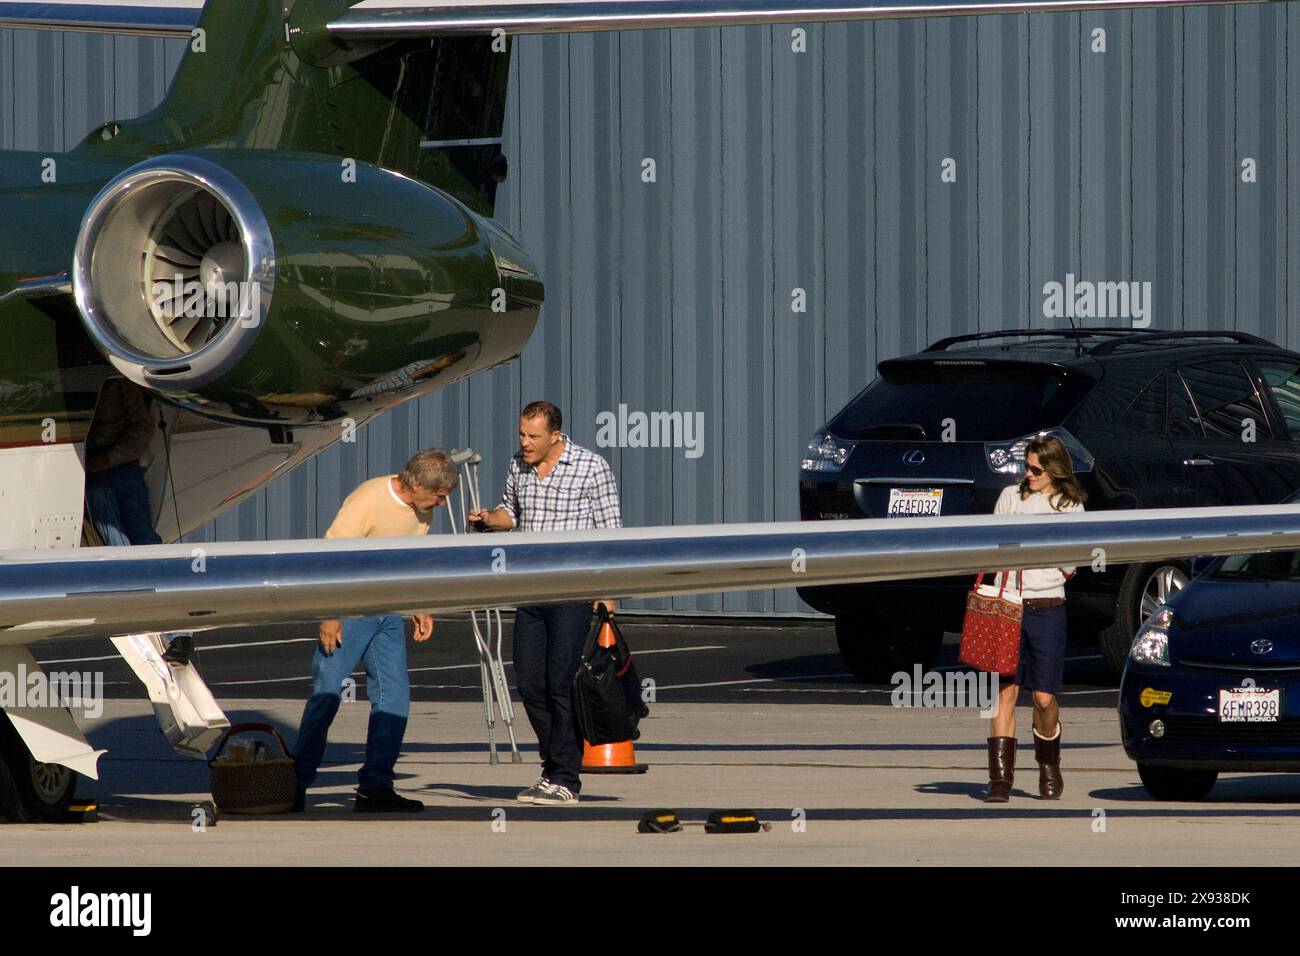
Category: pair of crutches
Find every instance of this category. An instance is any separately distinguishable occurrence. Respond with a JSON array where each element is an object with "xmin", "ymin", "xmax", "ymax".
[{"xmin": 447, "ymin": 448, "xmax": 521, "ymax": 764}]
